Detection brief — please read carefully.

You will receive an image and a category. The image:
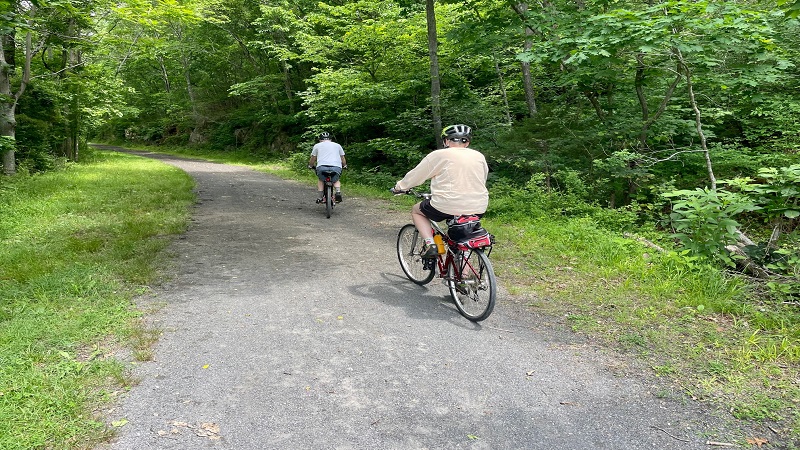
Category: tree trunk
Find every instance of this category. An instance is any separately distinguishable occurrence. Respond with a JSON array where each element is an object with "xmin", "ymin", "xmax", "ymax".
[
  {"xmin": 0, "ymin": 112, "xmax": 15, "ymax": 175},
  {"xmin": 66, "ymin": 94, "xmax": 80, "ymax": 161},
  {"xmin": 159, "ymin": 56, "xmax": 171, "ymax": 93},
  {"xmin": 1, "ymin": 37, "xmax": 16, "ymax": 174},
  {"xmin": 494, "ymin": 57, "xmax": 512, "ymax": 126},
  {"xmin": 514, "ymin": 3, "xmax": 538, "ymax": 117},
  {"xmin": 1, "ymin": 14, "xmax": 32, "ymax": 175},
  {"xmin": 63, "ymin": 19, "xmax": 81, "ymax": 161},
  {"xmin": 584, "ymin": 90, "xmax": 605, "ymax": 122},
  {"xmin": 282, "ymin": 60, "xmax": 295, "ymax": 115},
  {"xmin": 634, "ymin": 53, "xmax": 648, "ymax": 149},
  {"xmin": 426, "ymin": 0, "xmax": 443, "ymax": 148},
  {"xmin": 636, "ymin": 54, "xmax": 682, "ymax": 152},
  {"xmin": 676, "ymin": 48, "xmax": 716, "ymax": 190}
]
